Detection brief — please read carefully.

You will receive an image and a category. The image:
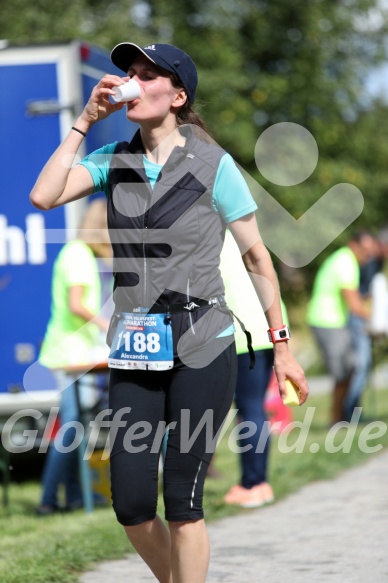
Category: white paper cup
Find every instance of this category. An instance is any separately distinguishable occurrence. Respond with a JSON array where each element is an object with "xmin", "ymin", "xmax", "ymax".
[{"xmin": 112, "ymin": 79, "xmax": 141, "ymax": 103}]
